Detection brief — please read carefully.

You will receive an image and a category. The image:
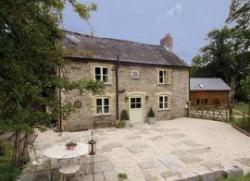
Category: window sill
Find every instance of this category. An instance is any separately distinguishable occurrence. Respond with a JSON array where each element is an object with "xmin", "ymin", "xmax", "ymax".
[
  {"xmin": 158, "ymin": 83, "xmax": 171, "ymax": 86},
  {"xmin": 104, "ymin": 83, "xmax": 111, "ymax": 86},
  {"xmin": 95, "ymin": 113, "xmax": 112, "ymax": 117},
  {"xmin": 158, "ymin": 108, "xmax": 171, "ymax": 112}
]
